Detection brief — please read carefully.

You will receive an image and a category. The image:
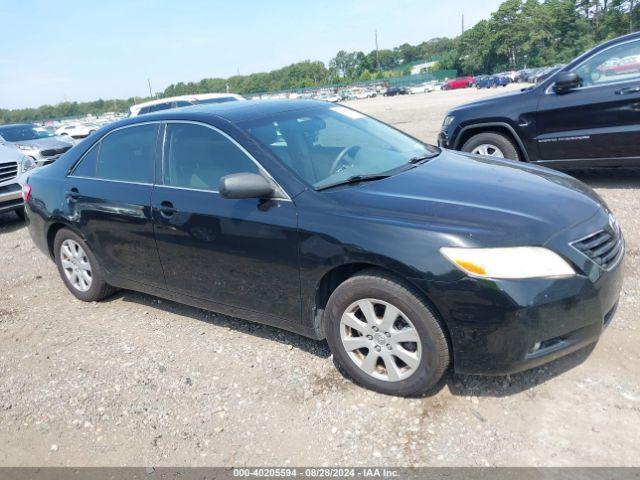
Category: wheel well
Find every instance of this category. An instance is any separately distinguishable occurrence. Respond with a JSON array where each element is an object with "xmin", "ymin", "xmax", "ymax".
[
  {"xmin": 312, "ymin": 263, "xmax": 452, "ymax": 350},
  {"xmin": 46, "ymin": 223, "xmax": 67, "ymax": 259},
  {"xmin": 314, "ymin": 264, "xmax": 373, "ymax": 329},
  {"xmin": 456, "ymin": 125, "xmax": 526, "ymax": 161}
]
